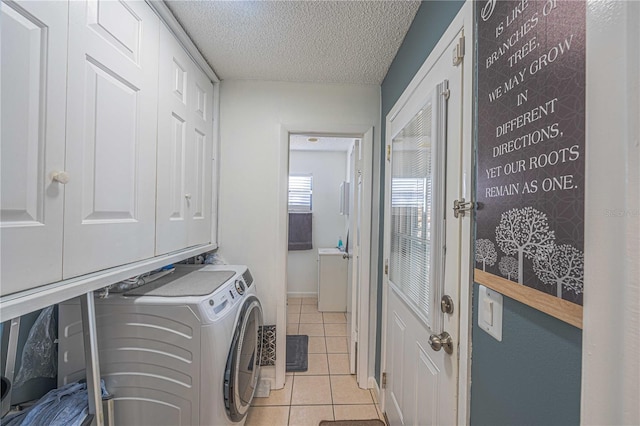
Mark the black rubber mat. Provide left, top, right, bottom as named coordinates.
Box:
left=286, top=335, right=309, bottom=372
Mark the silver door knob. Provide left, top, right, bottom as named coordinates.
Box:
left=428, top=331, right=453, bottom=354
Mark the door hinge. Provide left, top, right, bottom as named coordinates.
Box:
left=384, top=259, right=389, bottom=275
left=453, top=34, right=465, bottom=66
left=381, top=372, right=387, bottom=389
left=386, top=145, right=391, bottom=162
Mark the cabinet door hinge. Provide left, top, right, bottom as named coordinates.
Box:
left=386, top=145, right=391, bottom=162
left=453, top=34, right=465, bottom=66
left=384, top=259, right=389, bottom=275
left=381, top=372, right=387, bottom=389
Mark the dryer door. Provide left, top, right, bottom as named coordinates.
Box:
left=224, top=295, right=263, bottom=422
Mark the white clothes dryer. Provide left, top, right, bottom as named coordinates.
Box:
left=58, top=265, right=263, bottom=426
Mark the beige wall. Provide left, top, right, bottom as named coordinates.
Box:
left=218, top=80, right=380, bottom=387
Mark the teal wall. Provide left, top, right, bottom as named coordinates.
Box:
left=470, top=284, right=582, bottom=425
left=378, top=1, right=583, bottom=424
left=377, top=0, right=465, bottom=382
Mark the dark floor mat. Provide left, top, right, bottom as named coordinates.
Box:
left=286, top=335, right=308, bottom=372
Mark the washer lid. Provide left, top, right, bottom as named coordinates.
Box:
left=125, top=265, right=235, bottom=297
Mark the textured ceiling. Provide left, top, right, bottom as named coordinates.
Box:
left=165, top=0, right=421, bottom=84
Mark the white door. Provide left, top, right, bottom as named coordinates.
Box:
left=0, top=0, right=68, bottom=295
left=382, top=31, right=464, bottom=425
left=156, top=25, right=213, bottom=255
left=63, top=0, right=159, bottom=278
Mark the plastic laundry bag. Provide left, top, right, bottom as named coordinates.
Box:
left=13, top=307, right=57, bottom=388
left=1, top=380, right=110, bottom=426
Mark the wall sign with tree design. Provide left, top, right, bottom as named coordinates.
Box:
left=475, top=0, right=585, bottom=325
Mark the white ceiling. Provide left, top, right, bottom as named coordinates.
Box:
left=290, top=135, right=356, bottom=152
left=165, top=0, right=421, bottom=84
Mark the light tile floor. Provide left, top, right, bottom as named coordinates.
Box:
left=245, top=296, right=385, bottom=426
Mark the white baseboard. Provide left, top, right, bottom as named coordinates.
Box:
left=369, top=376, right=380, bottom=402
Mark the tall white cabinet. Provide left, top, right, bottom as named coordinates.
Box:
left=1, top=1, right=69, bottom=294
left=63, top=0, right=160, bottom=278
left=0, top=0, right=218, bottom=297
left=156, top=25, right=213, bottom=255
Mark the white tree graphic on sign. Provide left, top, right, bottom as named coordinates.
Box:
left=498, top=256, right=518, bottom=281
left=533, top=244, right=584, bottom=298
left=475, top=239, right=497, bottom=271
left=495, top=207, right=556, bottom=285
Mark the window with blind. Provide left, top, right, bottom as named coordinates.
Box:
left=288, top=175, right=313, bottom=212
left=389, top=89, right=444, bottom=329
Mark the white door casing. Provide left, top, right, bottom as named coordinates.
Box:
left=347, top=139, right=361, bottom=375
left=277, top=125, right=374, bottom=390
left=381, top=3, right=473, bottom=421
left=0, top=0, right=69, bottom=296
left=357, top=128, right=374, bottom=388
left=63, top=0, right=160, bottom=278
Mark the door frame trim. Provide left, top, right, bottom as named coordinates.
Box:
left=277, top=123, right=376, bottom=390
left=581, top=1, right=640, bottom=423
left=380, top=2, right=473, bottom=423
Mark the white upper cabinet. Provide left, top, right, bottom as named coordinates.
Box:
left=63, top=0, right=160, bottom=278
left=0, top=0, right=217, bottom=298
left=1, top=1, right=69, bottom=295
left=156, top=24, right=213, bottom=255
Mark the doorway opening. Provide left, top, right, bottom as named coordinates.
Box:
left=284, top=131, right=373, bottom=388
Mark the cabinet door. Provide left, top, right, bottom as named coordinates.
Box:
left=0, top=0, right=68, bottom=295
left=155, top=25, right=189, bottom=254
left=63, top=0, right=159, bottom=278
left=318, top=254, right=348, bottom=312
left=156, top=25, right=213, bottom=254
left=187, top=62, right=213, bottom=247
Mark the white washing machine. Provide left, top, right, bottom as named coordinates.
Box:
left=58, top=265, right=263, bottom=426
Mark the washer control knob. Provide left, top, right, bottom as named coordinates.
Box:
left=235, top=279, right=245, bottom=295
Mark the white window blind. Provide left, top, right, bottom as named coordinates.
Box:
left=288, top=175, right=313, bottom=212
left=389, top=99, right=435, bottom=326
left=391, top=178, right=427, bottom=208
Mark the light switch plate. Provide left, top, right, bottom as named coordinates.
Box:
left=478, top=285, right=503, bottom=341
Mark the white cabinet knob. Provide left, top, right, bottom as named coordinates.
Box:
left=185, top=193, right=192, bottom=200
left=51, top=171, right=70, bottom=184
